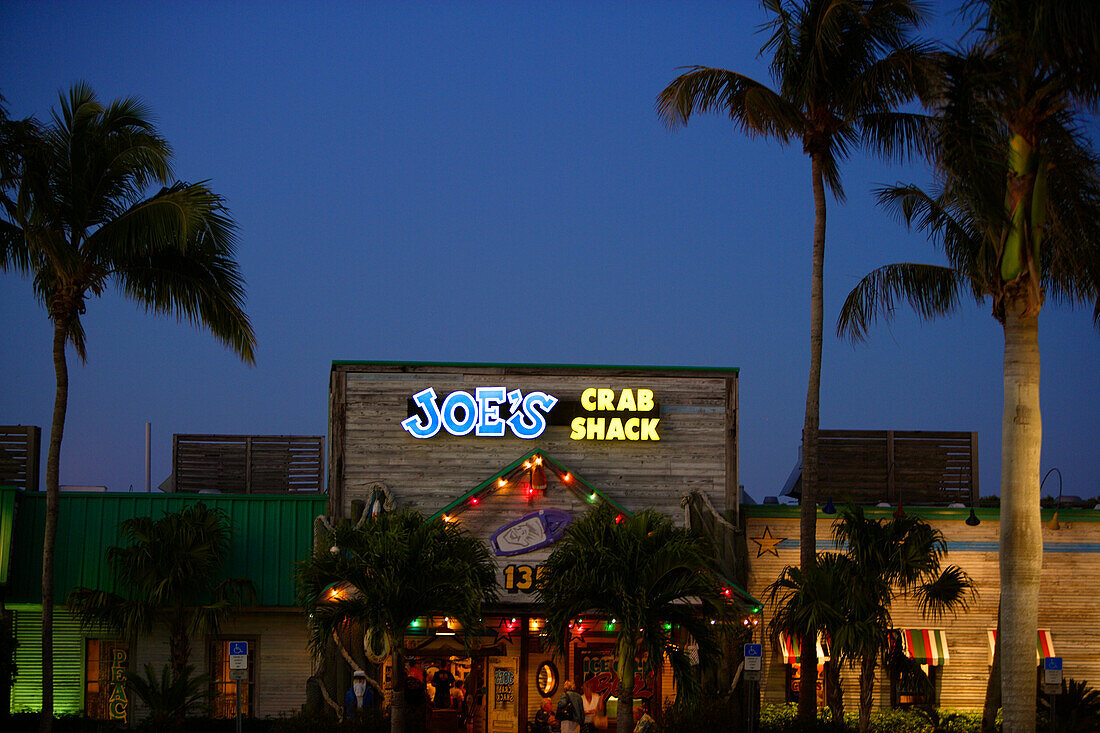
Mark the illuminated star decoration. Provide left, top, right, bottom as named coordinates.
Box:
left=495, top=617, right=519, bottom=645
left=751, top=526, right=784, bottom=558
left=567, top=618, right=588, bottom=648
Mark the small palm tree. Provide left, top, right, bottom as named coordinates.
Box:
left=68, top=503, right=255, bottom=679
left=836, top=3, right=1100, bottom=724
left=658, top=5, right=934, bottom=718
left=0, top=83, right=254, bottom=730
left=128, top=663, right=211, bottom=728
left=766, top=552, right=859, bottom=726
left=296, top=508, right=498, bottom=733
left=833, top=507, right=975, bottom=733
left=536, top=504, right=734, bottom=733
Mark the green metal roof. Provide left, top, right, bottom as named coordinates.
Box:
left=331, top=359, right=739, bottom=374
left=6, top=491, right=327, bottom=607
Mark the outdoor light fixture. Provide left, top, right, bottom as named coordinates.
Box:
left=531, top=463, right=547, bottom=493
left=435, top=618, right=455, bottom=636
left=822, top=498, right=836, bottom=514
left=1041, top=468, right=1063, bottom=531
left=965, top=509, right=981, bottom=527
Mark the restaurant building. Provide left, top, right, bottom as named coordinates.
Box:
left=326, top=361, right=748, bottom=732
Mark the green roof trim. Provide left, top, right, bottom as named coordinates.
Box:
left=426, top=449, right=632, bottom=522
left=741, top=505, right=1100, bottom=522
left=7, top=491, right=328, bottom=606
left=331, top=359, right=739, bottom=374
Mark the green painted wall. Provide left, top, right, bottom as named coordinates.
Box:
left=9, top=606, right=85, bottom=714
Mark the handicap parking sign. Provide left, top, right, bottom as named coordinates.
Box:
left=230, top=641, right=248, bottom=656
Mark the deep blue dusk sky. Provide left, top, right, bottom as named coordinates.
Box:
left=2, top=1, right=1097, bottom=502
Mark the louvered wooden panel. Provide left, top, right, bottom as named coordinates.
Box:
left=0, top=425, right=40, bottom=491
left=173, top=435, right=324, bottom=494
left=817, top=430, right=977, bottom=506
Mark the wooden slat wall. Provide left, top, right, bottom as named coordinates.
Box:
left=0, top=425, right=40, bottom=491
left=329, top=365, right=739, bottom=521
left=817, top=430, right=977, bottom=506
left=173, top=435, right=324, bottom=494
left=745, top=512, right=1100, bottom=712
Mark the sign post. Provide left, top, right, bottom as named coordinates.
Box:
left=1043, top=657, right=1062, bottom=732
left=229, top=642, right=248, bottom=733
left=744, top=644, right=762, bottom=733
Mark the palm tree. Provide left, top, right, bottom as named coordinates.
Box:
left=837, top=3, right=1100, bottom=723
left=765, top=552, right=857, bottom=726
left=296, top=508, right=498, bottom=733
left=0, top=83, right=255, bottom=730
left=68, top=503, right=255, bottom=679
left=536, top=504, right=734, bottom=733
left=836, top=508, right=974, bottom=732
left=657, top=4, right=934, bottom=718
left=767, top=510, right=975, bottom=733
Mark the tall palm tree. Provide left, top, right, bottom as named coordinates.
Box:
left=536, top=504, right=734, bottom=733
left=837, top=3, right=1100, bottom=723
left=68, top=503, right=255, bottom=679
left=296, top=508, right=498, bottom=733
left=0, top=83, right=255, bottom=730
left=657, top=4, right=934, bottom=718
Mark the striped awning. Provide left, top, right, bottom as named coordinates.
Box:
left=897, top=629, right=950, bottom=666
left=777, top=632, right=830, bottom=664
left=987, top=629, right=1055, bottom=663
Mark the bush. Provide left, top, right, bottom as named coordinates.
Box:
left=755, top=704, right=982, bottom=733
left=655, top=695, right=744, bottom=733
left=7, top=713, right=126, bottom=733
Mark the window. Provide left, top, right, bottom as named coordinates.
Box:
left=209, top=637, right=256, bottom=718
left=85, top=639, right=129, bottom=721
left=784, top=663, right=827, bottom=708
left=890, top=663, right=938, bottom=707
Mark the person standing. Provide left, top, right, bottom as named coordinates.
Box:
left=581, top=679, right=601, bottom=733
left=432, top=666, right=456, bottom=708
left=345, top=670, right=376, bottom=719
left=557, top=681, right=584, bottom=733
left=632, top=706, right=655, bottom=733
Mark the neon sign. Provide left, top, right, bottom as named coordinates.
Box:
left=401, top=386, right=660, bottom=441
left=569, top=388, right=660, bottom=441
left=401, top=387, right=558, bottom=439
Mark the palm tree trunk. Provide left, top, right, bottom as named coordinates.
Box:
left=798, top=151, right=827, bottom=724
left=390, top=648, right=407, bottom=733
left=825, top=661, right=843, bottom=727
left=39, top=316, right=70, bottom=733
left=169, top=613, right=191, bottom=681
left=615, top=636, right=636, bottom=733
left=858, top=651, right=875, bottom=733
left=981, top=603, right=1002, bottom=733
left=999, top=305, right=1042, bottom=733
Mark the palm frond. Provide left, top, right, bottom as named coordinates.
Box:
left=913, top=565, right=976, bottom=622
left=656, top=67, right=802, bottom=140
left=837, top=262, right=964, bottom=341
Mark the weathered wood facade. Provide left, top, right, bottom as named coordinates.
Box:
left=744, top=506, right=1100, bottom=712
left=328, top=362, right=740, bottom=519
left=328, top=361, right=740, bottom=733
